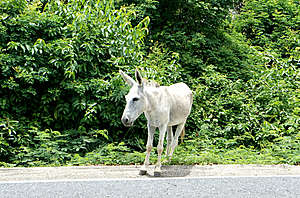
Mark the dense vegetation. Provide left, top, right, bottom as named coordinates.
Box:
left=0, top=0, right=299, bottom=167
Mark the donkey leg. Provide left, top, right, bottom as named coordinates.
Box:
left=166, top=126, right=173, bottom=157
left=168, top=122, right=185, bottom=160
left=140, top=125, right=155, bottom=175
left=154, top=124, right=167, bottom=177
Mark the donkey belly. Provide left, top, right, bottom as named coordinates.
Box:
left=168, top=104, right=191, bottom=126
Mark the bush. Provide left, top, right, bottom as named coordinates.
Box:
left=0, top=0, right=149, bottom=165
left=0, top=0, right=299, bottom=166
left=234, top=0, right=299, bottom=59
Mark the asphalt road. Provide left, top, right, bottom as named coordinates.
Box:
left=1, top=176, right=300, bottom=198
left=0, top=165, right=300, bottom=197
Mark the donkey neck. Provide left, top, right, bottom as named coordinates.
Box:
left=143, top=86, right=170, bottom=127
left=144, top=87, right=161, bottom=111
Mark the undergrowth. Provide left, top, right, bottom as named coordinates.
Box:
left=2, top=135, right=298, bottom=168
left=69, top=135, right=300, bottom=166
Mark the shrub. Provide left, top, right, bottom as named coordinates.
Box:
left=0, top=0, right=149, bottom=165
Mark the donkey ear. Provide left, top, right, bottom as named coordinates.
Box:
left=135, top=68, right=143, bottom=86
left=119, top=70, right=136, bottom=87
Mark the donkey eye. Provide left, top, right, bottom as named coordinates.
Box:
left=132, top=97, right=139, bottom=102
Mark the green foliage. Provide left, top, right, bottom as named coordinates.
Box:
left=0, top=0, right=149, bottom=165
left=64, top=135, right=300, bottom=166
left=0, top=0, right=299, bottom=167
left=142, top=0, right=250, bottom=79
left=234, top=0, right=299, bottom=59
left=189, top=52, right=299, bottom=149
left=68, top=142, right=147, bottom=165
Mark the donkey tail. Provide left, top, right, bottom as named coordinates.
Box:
left=180, top=127, right=185, bottom=143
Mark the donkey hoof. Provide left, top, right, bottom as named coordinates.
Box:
left=154, top=171, right=161, bottom=177
left=139, top=170, right=147, bottom=175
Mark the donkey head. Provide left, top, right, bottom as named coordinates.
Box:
left=120, top=69, right=146, bottom=127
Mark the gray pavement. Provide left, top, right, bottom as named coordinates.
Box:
left=1, top=176, right=300, bottom=198
left=0, top=165, right=300, bottom=198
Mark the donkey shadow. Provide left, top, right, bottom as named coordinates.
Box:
left=145, top=165, right=195, bottom=177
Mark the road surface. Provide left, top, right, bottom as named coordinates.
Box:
left=0, top=165, right=299, bottom=197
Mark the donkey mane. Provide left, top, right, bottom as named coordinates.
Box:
left=142, top=78, right=160, bottom=88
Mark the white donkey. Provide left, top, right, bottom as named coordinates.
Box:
left=120, top=69, right=193, bottom=176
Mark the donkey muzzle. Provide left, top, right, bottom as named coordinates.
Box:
left=121, top=116, right=133, bottom=127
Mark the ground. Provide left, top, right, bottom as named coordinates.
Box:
left=0, top=164, right=300, bottom=181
